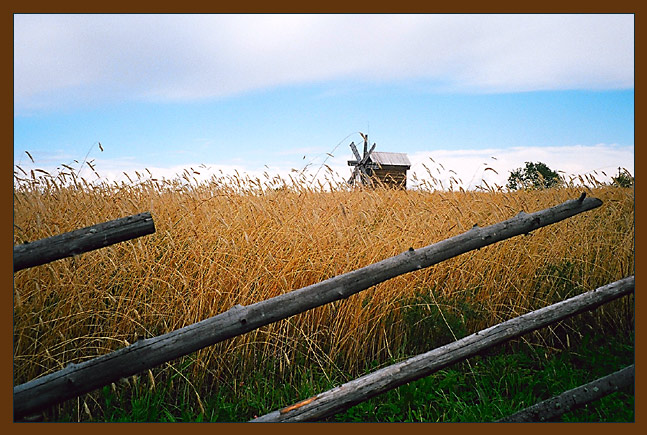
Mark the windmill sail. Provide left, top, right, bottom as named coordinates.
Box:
left=347, top=139, right=377, bottom=186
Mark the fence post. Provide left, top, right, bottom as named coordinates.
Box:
left=13, top=212, right=156, bottom=272
left=499, top=365, right=634, bottom=422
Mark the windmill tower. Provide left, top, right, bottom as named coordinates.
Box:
left=347, top=133, right=411, bottom=189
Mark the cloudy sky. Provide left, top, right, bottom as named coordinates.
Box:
left=13, top=14, right=634, bottom=189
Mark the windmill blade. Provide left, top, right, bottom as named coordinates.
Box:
left=359, top=167, right=373, bottom=186
left=360, top=143, right=377, bottom=165
left=349, top=142, right=362, bottom=162
left=348, top=165, right=360, bottom=185
left=348, top=137, right=377, bottom=186
left=358, top=165, right=368, bottom=176
left=367, top=142, right=376, bottom=158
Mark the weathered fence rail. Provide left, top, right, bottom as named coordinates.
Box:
left=251, top=276, right=635, bottom=422
left=13, top=212, right=156, bottom=272
left=499, top=364, right=634, bottom=422
left=13, top=194, right=610, bottom=420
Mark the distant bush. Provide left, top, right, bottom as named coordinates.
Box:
left=507, top=161, right=561, bottom=191
left=612, top=169, right=634, bottom=188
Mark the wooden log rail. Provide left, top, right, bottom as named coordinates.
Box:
left=499, top=364, right=635, bottom=422
left=13, top=212, right=156, bottom=272
left=13, top=194, right=602, bottom=419
left=252, top=276, right=635, bottom=422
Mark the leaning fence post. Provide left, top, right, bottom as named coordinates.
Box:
left=499, top=365, right=635, bottom=422
left=13, top=212, right=156, bottom=272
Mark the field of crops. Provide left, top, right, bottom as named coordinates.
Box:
left=13, top=168, right=634, bottom=420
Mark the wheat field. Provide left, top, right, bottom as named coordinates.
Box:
left=13, top=168, right=634, bottom=397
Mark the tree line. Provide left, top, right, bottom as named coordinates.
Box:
left=506, top=162, right=633, bottom=190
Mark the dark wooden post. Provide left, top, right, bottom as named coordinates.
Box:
left=499, top=365, right=635, bottom=422
left=13, top=212, right=155, bottom=272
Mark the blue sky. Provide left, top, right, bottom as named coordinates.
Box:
left=14, top=14, right=634, bottom=188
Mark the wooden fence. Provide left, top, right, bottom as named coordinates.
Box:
left=13, top=212, right=155, bottom=272
left=499, top=364, right=635, bottom=422
left=13, top=194, right=634, bottom=421
left=251, top=276, right=634, bottom=422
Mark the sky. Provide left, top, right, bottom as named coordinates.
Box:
left=13, top=14, right=634, bottom=189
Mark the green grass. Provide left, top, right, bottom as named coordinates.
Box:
left=44, top=327, right=633, bottom=422
left=330, top=330, right=634, bottom=422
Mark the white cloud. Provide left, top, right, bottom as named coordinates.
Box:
left=407, top=143, right=634, bottom=189
left=14, top=14, right=634, bottom=111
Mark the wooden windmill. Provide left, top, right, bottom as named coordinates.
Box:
left=347, top=133, right=378, bottom=186
left=347, top=133, right=411, bottom=189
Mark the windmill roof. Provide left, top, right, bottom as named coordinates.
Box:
left=369, top=152, right=411, bottom=168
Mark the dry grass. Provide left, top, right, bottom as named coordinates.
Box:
left=13, top=166, right=634, bottom=393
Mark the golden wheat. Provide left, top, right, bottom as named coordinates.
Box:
left=13, top=169, right=634, bottom=392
